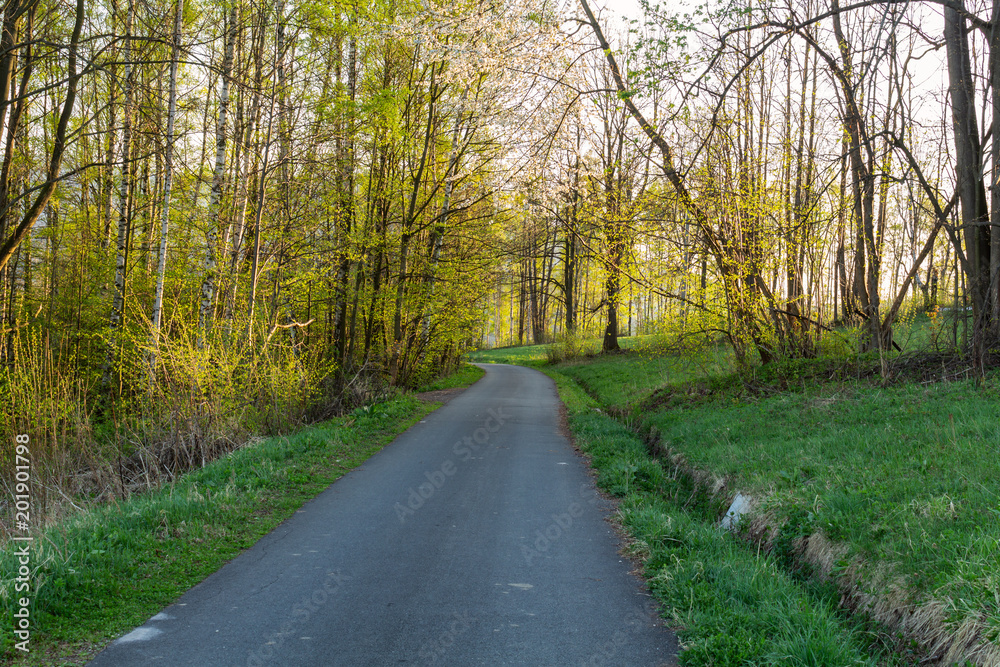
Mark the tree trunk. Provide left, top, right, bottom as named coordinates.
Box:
left=197, top=7, right=237, bottom=348
left=110, top=0, right=135, bottom=339
left=831, top=0, right=882, bottom=349
left=945, top=4, right=991, bottom=348
left=989, top=2, right=1000, bottom=332
left=149, top=0, right=183, bottom=370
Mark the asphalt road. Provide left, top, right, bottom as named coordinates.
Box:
left=88, top=363, right=678, bottom=666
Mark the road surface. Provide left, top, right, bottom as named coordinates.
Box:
left=89, top=363, right=678, bottom=666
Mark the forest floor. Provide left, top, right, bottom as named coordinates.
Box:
left=469, top=332, right=1000, bottom=665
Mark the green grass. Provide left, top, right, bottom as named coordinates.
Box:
left=553, top=348, right=1000, bottom=643
left=465, top=333, right=697, bottom=368
left=546, top=369, right=895, bottom=666
left=466, top=342, right=552, bottom=366
left=643, top=378, right=1000, bottom=638
left=416, top=362, right=485, bottom=392
left=557, top=343, right=733, bottom=411
left=0, top=396, right=436, bottom=665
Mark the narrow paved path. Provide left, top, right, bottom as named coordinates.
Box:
left=89, top=364, right=678, bottom=666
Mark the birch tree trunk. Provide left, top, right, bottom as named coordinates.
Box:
left=149, top=0, right=183, bottom=369
left=197, top=7, right=237, bottom=348
left=110, top=0, right=134, bottom=336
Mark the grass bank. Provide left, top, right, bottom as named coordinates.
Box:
left=0, top=391, right=446, bottom=665
left=416, top=362, right=485, bottom=392
left=556, top=350, right=1000, bottom=663
left=545, top=368, right=895, bottom=665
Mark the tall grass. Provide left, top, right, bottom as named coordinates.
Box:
left=0, top=321, right=391, bottom=538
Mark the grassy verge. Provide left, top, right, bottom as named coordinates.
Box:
left=466, top=342, right=551, bottom=366
left=0, top=395, right=436, bottom=665
left=465, top=334, right=683, bottom=367
left=551, top=345, right=1000, bottom=663
left=416, top=362, right=486, bottom=392
left=545, top=368, right=895, bottom=665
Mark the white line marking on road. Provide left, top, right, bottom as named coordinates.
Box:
left=116, top=627, right=163, bottom=643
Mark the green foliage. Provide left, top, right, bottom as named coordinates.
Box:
left=815, top=328, right=863, bottom=358
left=0, top=319, right=368, bottom=529
left=415, top=362, right=485, bottom=392
left=0, top=0, right=509, bottom=549
left=544, top=331, right=600, bottom=363
left=466, top=343, right=552, bottom=366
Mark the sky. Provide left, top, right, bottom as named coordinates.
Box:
left=594, top=0, right=643, bottom=23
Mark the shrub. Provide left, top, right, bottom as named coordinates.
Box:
left=545, top=331, right=598, bottom=363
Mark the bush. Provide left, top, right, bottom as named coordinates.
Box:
left=815, top=327, right=861, bottom=358
left=0, top=319, right=342, bottom=535
left=545, top=331, right=598, bottom=363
